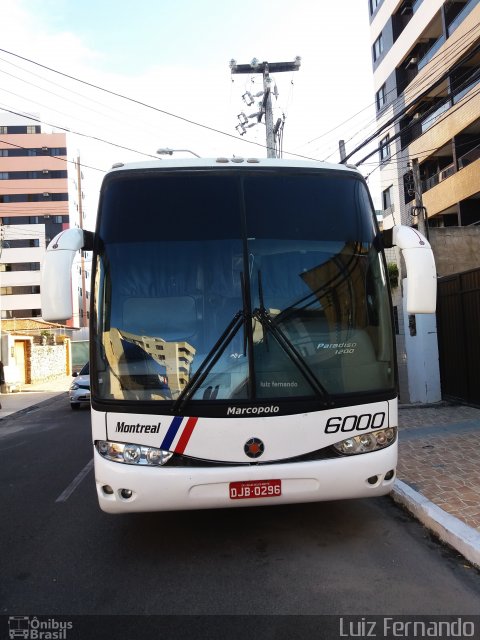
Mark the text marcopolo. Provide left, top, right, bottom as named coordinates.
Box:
left=227, top=406, right=280, bottom=416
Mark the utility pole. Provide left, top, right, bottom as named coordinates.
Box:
left=75, top=156, right=88, bottom=327
left=411, top=158, right=429, bottom=240
left=230, top=58, right=301, bottom=158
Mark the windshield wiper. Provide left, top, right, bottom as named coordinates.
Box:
left=253, top=306, right=330, bottom=400
left=254, top=269, right=330, bottom=401
left=170, top=309, right=245, bottom=415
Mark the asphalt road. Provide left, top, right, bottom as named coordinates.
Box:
left=1, top=397, right=480, bottom=638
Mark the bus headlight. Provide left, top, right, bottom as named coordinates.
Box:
left=333, top=427, right=397, bottom=455
left=95, top=440, right=173, bottom=466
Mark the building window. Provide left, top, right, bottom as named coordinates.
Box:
left=376, top=84, right=387, bottom=110
left=379, top=134, right=391, bottom=161
left=26, top=126, right=36, bottom=134
left=393, top=306, right=400, bottom=335
left=1, top=285, right=41, bottom=295
left=382, top=185, right=393, bottom=210
left=373, top=33, right=384, bottom=62
left=1, top=309, right=41, bottom=319
left=0, top=262, right=41, bottom=272
left=53, top=215, right=63, bottom=223
left=0, top=193, right=68, bottom=203
left=0, top=126, right=7, bottom=134
left=1, top=238, right=40, bottom=249
left=0, top=149, right=7, bottom=156
left=0, top=172, right=8, bottom=180
left=369, top=0, right=382, bottom=14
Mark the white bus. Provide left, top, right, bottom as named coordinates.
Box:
left=42, top=158, right=436, bottom=513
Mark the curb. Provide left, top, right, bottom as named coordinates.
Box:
left=391, top=479, right=480, bottom=569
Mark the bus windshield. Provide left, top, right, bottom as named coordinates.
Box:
left=93, top=169, right=394, bottom=406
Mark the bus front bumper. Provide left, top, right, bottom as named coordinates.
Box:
left=94, top=444, right=397, bottom=513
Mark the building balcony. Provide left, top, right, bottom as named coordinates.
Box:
left=1, top=271, right=41, bottom=287
left=1, top=293, right=41, bottom=312
left=404, top=2, right=480, bottom=106
left=422, top=163, right=455, bottom=192
left=409, top=87, right=480, bottom=160
left=447, top=0, right=480, bottom=37
left=423, top=155, right=480, bottom=217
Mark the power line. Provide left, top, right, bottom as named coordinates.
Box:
left=0, top=108, right=160, bottom=162
left=341, top=35, right=480, bottom=163
left=295, top=22, right=480, bottom=160
left=311, top=25, right=480, bottom=163
left=0, top=47, right=322, bottom=162
left=359, top=83, right=480, bottom=172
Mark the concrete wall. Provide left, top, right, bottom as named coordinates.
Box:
left=30, top=343, right=68, bottom=383
left=429, top=226, right=480, bottom=277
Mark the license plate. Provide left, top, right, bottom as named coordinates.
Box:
left=229, top=479, right=282, bottom=500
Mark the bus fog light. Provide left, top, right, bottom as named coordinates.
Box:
left=102, top=484, right=114, bottom=495
left=333, top=427, right=397, bottom=456
left=367, top=475, right=379, bottom=485
left=120, top=489, right=133, bottom=499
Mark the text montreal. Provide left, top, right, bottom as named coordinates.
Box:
left=116, top=422, right=161, bottom=434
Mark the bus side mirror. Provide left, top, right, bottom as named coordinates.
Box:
left=383, top=225, right=437, bottom=314
left=41, top=228, right=91, bottom=322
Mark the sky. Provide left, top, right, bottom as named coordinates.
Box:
left=0, top=0, right=382, bottom=225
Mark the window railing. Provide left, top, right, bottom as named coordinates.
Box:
left=421, top=101, right=450, bottom=133
left=418, top=34, right=445, bottom=71
left=422, top=163, right=455, bottom=192
left=453, top=75, right=480, bottom=104
left=447, top=0, right=479, bottom=36
left=412, top=0, right=424, bottom=12
left=458, top=144, right=480, bottom=169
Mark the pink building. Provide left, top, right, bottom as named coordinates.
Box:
left=0, top=112, right=72, bottom=323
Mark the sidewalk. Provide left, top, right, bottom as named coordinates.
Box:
left=0, top=375, right=71, bottom=419
left=1, top=380, right=479, bottom=567
left=393, top=402, right=480, bottom=568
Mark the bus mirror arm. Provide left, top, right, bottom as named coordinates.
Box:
left=390, top=225, right=437, bottom=315
left=41, top=228, right=93, bottom=322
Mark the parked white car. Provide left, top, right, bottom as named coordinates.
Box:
left=69, top=362, right=90, bottom=410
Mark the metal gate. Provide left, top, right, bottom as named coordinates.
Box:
left=436, top=267, right=480, bottom=405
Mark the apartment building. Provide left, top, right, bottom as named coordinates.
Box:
left=369, top=0, right=480, bottom=403
left=369, top=0, right=479, bottom=231
left=0, top=112, right=78, bottom=324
